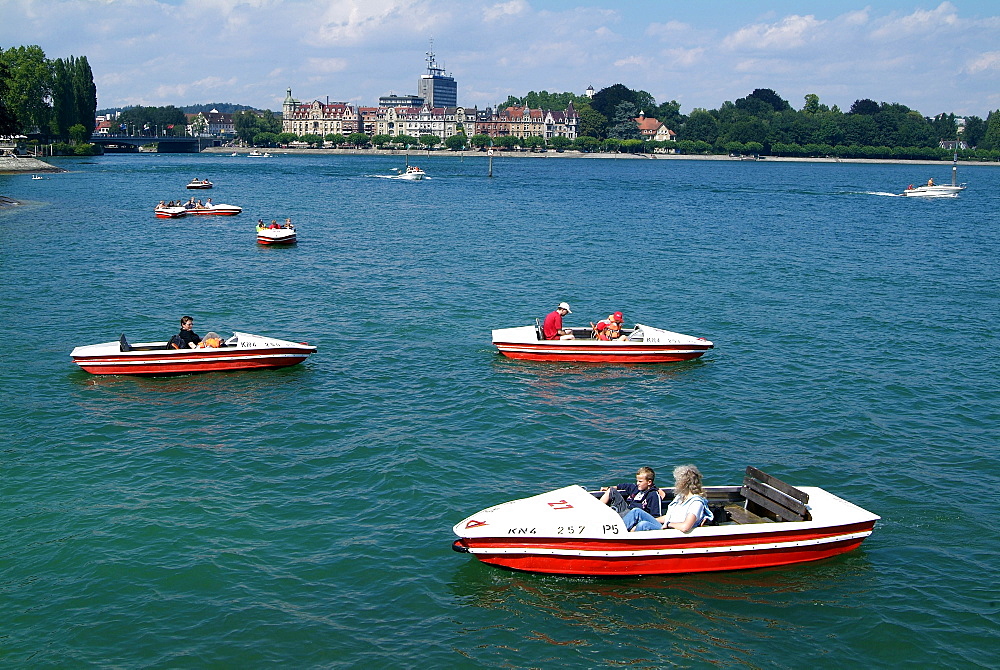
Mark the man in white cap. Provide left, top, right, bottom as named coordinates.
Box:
left=543, top=301, right=575, bottom=340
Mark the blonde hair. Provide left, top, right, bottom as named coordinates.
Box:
left=635, top=466, right=655, bottom=482
left=673, top=465, right=704, bottom=497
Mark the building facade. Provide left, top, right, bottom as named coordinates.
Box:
left=417, top=49, right=457, bottom=108
left=282, top=89, right=361, bottom=136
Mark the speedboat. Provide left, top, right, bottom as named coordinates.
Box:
left=452, top=467, right=880, bottom=577
left=154, top=205, right=187, bottom=218
left=31, top=174, right=43, bottom=180
left=492, top=322, right=713, bottom=363
left=184, top=203, right=242, bottom=216
left=388, top=165, right=426, bottom=180
left=248, top=150, right=272, bottom=158
left=71, top=331, right=317, bottom=375
left=186, top=179, right=213, bottom=189
left=257, top=225, right=297, bottom=245
left=901, top=183, right=967, bottom=197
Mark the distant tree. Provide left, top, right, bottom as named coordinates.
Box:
left=607, top=102, right=641, bottom=140
left=961, top=115, right=986, bottom=148
left=0, top=50, right=21, bottom=135
left=394, top=134, right=419, bottom=147
left=68, top=123, right=89, bottom=144
left=325, top=133, right=347, bottom=146
left=253, top=131, right=276, bottom=147
left=347, top=132, right=369, bottom=147
left=802, top=94, right=821, bottom=114
left=550, top=135, right=572, bottom=150
left=370, top=134, right=392, bottom=148
left=469, top=133, right=492, bottom=148
left=500, top=90, right=589, bottom=111
left=300, top=133, right=323, bottom=147
left=444, top=133, right=467, bottom=150
left=0, top=45, right=52, bottom=134
left=575, top=103, right=607, bottom=139
left=741, top=88, right=790, bottom=113
left=681, top=109, right=718, bottom=143
left=276, top=132, right=297, bottom=145
left=981, top=110, right=1000, bottom=150
left=653, top=99, right=684, bottom=131
left=418, top=134, right=440, bottom=149
left=494, top=135, right=518, bottom=149
left=849, top=99, right=880, bottom=115
left=573, top=135, right=599, bottom=152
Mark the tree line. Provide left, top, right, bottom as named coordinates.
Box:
left=0, top=45, right=97, bottom=148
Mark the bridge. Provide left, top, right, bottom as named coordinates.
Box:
left=89, top=134, right=210, bottom=153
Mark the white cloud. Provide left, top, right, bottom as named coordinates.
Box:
left=645, top=20, right=690, bottom=39
left=614, top=55, right=651, bottom=68
left=965, top=51, right=1000, bottom=74
left=305, top=57, right=349, bottom=74
left=870, top=2, right=959, bottom=39
left=664, top=47, right=704, bottom=67
left=723, top=14, right=824, bottom=50
left=483, top=1, right=529, bottom=22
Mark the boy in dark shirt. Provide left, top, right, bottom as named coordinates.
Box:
left=599, top=466, right=664, bottom=517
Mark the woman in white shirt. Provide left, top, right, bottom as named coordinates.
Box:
left=621, top=465, right=713, bottom=532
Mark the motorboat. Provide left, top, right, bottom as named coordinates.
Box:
left=186, top=178, right=213, bottom=189
left=184, top=203, right=242, bottom=216
left=901, top=152, right=967, bottom=197
left=452, top=467, right=880, bottom=577
left=248, top=150, right=272, bottom=158
left=492, top=322, right=713, bottom=363
left=71, top=331, right=317, bottom=375
left=257, top=224, right=297, bottom=245
left=901, top=182, right=967, bottom=197
left=387, top=165, right=426, bottom=180
left=154, top=205, right=187, bottom=218
left=31, top=174, right=43, bottom=180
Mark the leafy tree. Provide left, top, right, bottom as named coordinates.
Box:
left=371, top=134, right=392, bottom=148
left=961, top=115, right=986, bottom=148
left=802, top=94, right=821, bottom=114
left=981, top=110, right=1000, bottom=150
left=500, top=90, right=589, bottom=112
left=849, top=99, right=880, bottom=115
left=494, top=135, right=518, bottom=149
left=573, top=135, right=599, bottom=152
left=653, top=99, right=684, bottom=131
left=607, top=102, right=641, bottom=140
left=418, top=134, right=440, bottom=149
left=119, top=106, right=187, bottom=136
left=576, top=103, right=607, bottom=139
left=325, top=133, right=347, bottom=146
left=469, top=133, right=492, bottom=148
left=681, top=109, right=718, bottom=143
left=550, top=135, right=572, bottom=150
left=276, top=132, right=297, bottom=145
left=300, top=133, right=323, bottom=147
left=253, top=132, right=276, bottom=147
left=68, top=123, right=89, bottom=143
left=0, top=50, right=21, bottom=135
left=739, top=88, right=790, bottom=113
left=347, top=132, right=369, bottom=147
left=0, top=45, right=52, bottom=134
left=444, top=133, right=467, bottom=150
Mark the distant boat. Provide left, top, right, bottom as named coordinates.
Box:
left=248, top=150, right=272, bottom=158
left=31, top=174, right=43, bottom=180
left=256, top=222, right=297, bottom=245
left=186, top=178, right=213, bottom=189
left=388, top=165, right=426, bottom=180
left=902, top=152, right=967, bottom=197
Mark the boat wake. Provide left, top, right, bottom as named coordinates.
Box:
left=862, top=191, right=904, bottom=197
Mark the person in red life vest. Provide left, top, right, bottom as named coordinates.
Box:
left=542, top=302, right=575, bottom=340
left=594, top=311, right=627, bottom=340
left=595, top=321, right=612, bottom=341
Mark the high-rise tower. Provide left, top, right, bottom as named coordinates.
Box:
left=417, top=43, right=457, bottom=108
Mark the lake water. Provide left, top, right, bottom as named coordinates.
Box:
left=1, top=153, right=997, bottom=668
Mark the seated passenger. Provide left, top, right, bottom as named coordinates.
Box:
left=595, top=321, right=611, bottom=341
left=198, top=331, right=223, bottom=348
left=621, top=465, right=713, bottom=533
left=169, top=315, right=201, bottom=349
left=542, top=302, right=575, bottom=340
left=599, top=466, right=663, bottom=517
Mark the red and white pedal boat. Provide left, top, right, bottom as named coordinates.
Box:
left=185, top=203, right=242, bottom=216
left=154, top=205, right=187, bottom=218
left=453, top=468, right=879, bottom=577
left=257, top=226, right=297, bottom=245
left=492, top=323, right=713, bottom=363
left=71, top=331, right=316, bottom=375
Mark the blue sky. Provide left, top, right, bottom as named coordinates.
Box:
left=2, top=1, right=998, bottom=117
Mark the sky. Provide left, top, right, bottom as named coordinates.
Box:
left=2, top=0, right=999, bottom=118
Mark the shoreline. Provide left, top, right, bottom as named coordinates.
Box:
left=0, top=155, right=64, bottom=175
left=200, top=146, right=999, bottom=166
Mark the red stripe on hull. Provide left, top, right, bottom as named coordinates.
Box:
left=472, top=536, right=867, bottom=576
left=458, top=521, right=875, bottom=576
left=497, top=349, right=709, bottom=363
left=73, top=348, right=312, bottom=375
left=257, top=237, right=297, bottom=245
